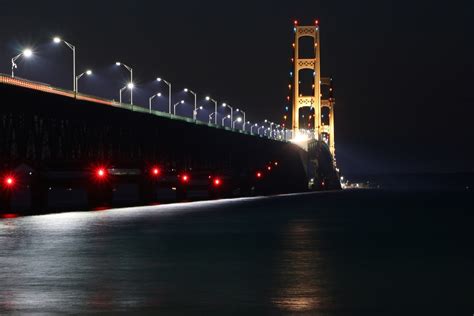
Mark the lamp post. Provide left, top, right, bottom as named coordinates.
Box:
left=53, top=37, right=76, bottom=92
left=11, top=48, right=33, bottom=78
left=250, top=123, right=258, bottom=135
left=222, top=114, right=231, bottom=126
left=173, top=100, right=184, bottom=115
left=208, top=113, right=215, bottom=124
left=232, top=117, right=243, bottom=129
left=184, top=88, right=197, bottom=120
left=75, top=70, right=92, bottom=94
left=236, top=109, right=246, bottom=131
left=221, top=103, right=233, bottom=126
left=257, top=125, right=265, bottom=136
left=205, top=96, right=218, bottom=125
left=116, top=62, right=133, bottom=104
left=149, top=92, right=162, bottom=113
left=157, top=78, right=172, bottom=114
left=119, top=83, right=134, bottom=105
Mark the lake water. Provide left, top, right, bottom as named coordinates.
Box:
left=1, top=189, right=473, bottom=315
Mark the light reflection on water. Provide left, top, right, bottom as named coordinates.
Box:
left=272, top=221, right=326, bottom=312
left=0, top=190, right=473, bottom=314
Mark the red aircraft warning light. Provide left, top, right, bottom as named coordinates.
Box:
left=267, top=166, right=272, bottom=171
left=213, top=178, right=222, bottom=187
left=151, top=167, right=161, bottom=177
left=180, top=174, right=190, bottom=184
left=256, top=171, right=263, bottom=179
left=95, top=167, right=107, bottom=180
left=3, top=175, right=15, bottom=188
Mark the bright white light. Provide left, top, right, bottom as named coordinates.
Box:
left=180, top=100, right=184, bottom=104
left=264, top=119, right=268, bottom=123
left=53, top=37, right=61, bottom=43
left=222, top=103, right=227, bottom=107
left=205, top=96, right=210, bottom=100
left=184, top=88, right=188, bottom=92
left=157, top=78, right=162, bottom=81
left=127, top=83, right=134, bottom=89
left=86, top=70, right=92, bottom=75
left=157, top=93, right=162, bottom=97
left=227, top=115, right=231, bottom=118
left=23, top=49, right=33, bottom=57
left=237, top=117, right=242, bottom=122
left=291, top=133, right=309, bottom=143
left=254, top=123, right=258, bottom=126
left=115, top=62, right=121, bottom=66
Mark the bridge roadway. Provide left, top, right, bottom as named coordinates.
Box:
left=0, top=74, right=339, bottom=214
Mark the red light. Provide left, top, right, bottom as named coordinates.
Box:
left=315, top=19, right=319, bottom=25
left=1, top=213, right=18, bottom=219
left=213, top=178, right=221, bottom=186
left=151, top=167, right=161, bottom=176
left=95, top=168, right=107, bottom=179
left=267, top=166, right=272, bottom=171
left=294, top=20, right=298, bottom=25
left=256, top=172, right=262, bottom=179
left=180, top=174, right=190, bottom=183
left=3, top=176, right=15, bottom=188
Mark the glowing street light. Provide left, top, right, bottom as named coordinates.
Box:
left=184, top=88, right=197, bottom=120
left=116, top=61, right=133, bottom=104
left=119, top=83, right=134, bottom=105
left=149, top=92, right=162, bottom=113
left=221, top=103, right=233, bottom=126
left=205, top=96, right=218, bottom=125
left=11, top=48, right=33, bottom=78
left=250, top=123, right=258, bottom=135
left=75, top=69, right=92, bottom=94
left=232, top=117, right=243, bottom=129
left=257, top=125, right=265, bottom=136
left=208, top=112, right=215, bottom=124
left=53, top=37, right=77, bottom=92
left=173, top=100, right=185, bottom=115
left=222, top=114, right=231, bottom=126
left=157, top=77, right=172, bottom=114
left=236, top=108, right=246, bottom=131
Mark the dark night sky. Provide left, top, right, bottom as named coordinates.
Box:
left=0, top=0, right=472, bottom=175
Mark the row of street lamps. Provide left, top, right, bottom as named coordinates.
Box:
left=9, top=38, right=288, bottom=140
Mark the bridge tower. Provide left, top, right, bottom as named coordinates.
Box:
left=291, top=20, right=336, bottom=158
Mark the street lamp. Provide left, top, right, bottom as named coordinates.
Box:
left=208, top=112, right=215, bottom=124
left=116, top=61, right=133, bottom=104
left=157, top=77, right=172, bottom=114
left=221, top=103, right=233, bottom=126
left=250, top=123, right=258, bottom=135
left=53, top=37, right=76, bottom=92
left=173, top=100, right=185, bottom=115
left=222, top=114, right=231, bottom=126
left=232, top=117, right=243, bottom=129
left=75, top=69, right=92, bottom=94
left=236, top=108, right=246, bottom=131
left=184, top=88, right=197, bottom=120
left=11, top=48, right=33, bottom=78
left=119, top=83, right=134, bottom=105
left=257, top=125, right=265, bottom=136
left=149, top=92, right=162, bottom=113
left=205, top=96, right=218, bottom=125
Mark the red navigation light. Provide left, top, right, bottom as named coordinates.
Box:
left=256, top=172, right=262, bottom=179
left=3, top=175, right=15, bottom=188
left=213, top=178, right=221, bottom=187
left=315, top=19, right=319, bottom=25
left=95, top=167, right=107, bottom=179
left=151, top=167, right=161, bottom=176
left=294, top=20, right=298, bottom=25
left=180, top=174, right=190, bottom=183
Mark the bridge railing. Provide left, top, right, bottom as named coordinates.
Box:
left=0, top=74, right=275, bottom=140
